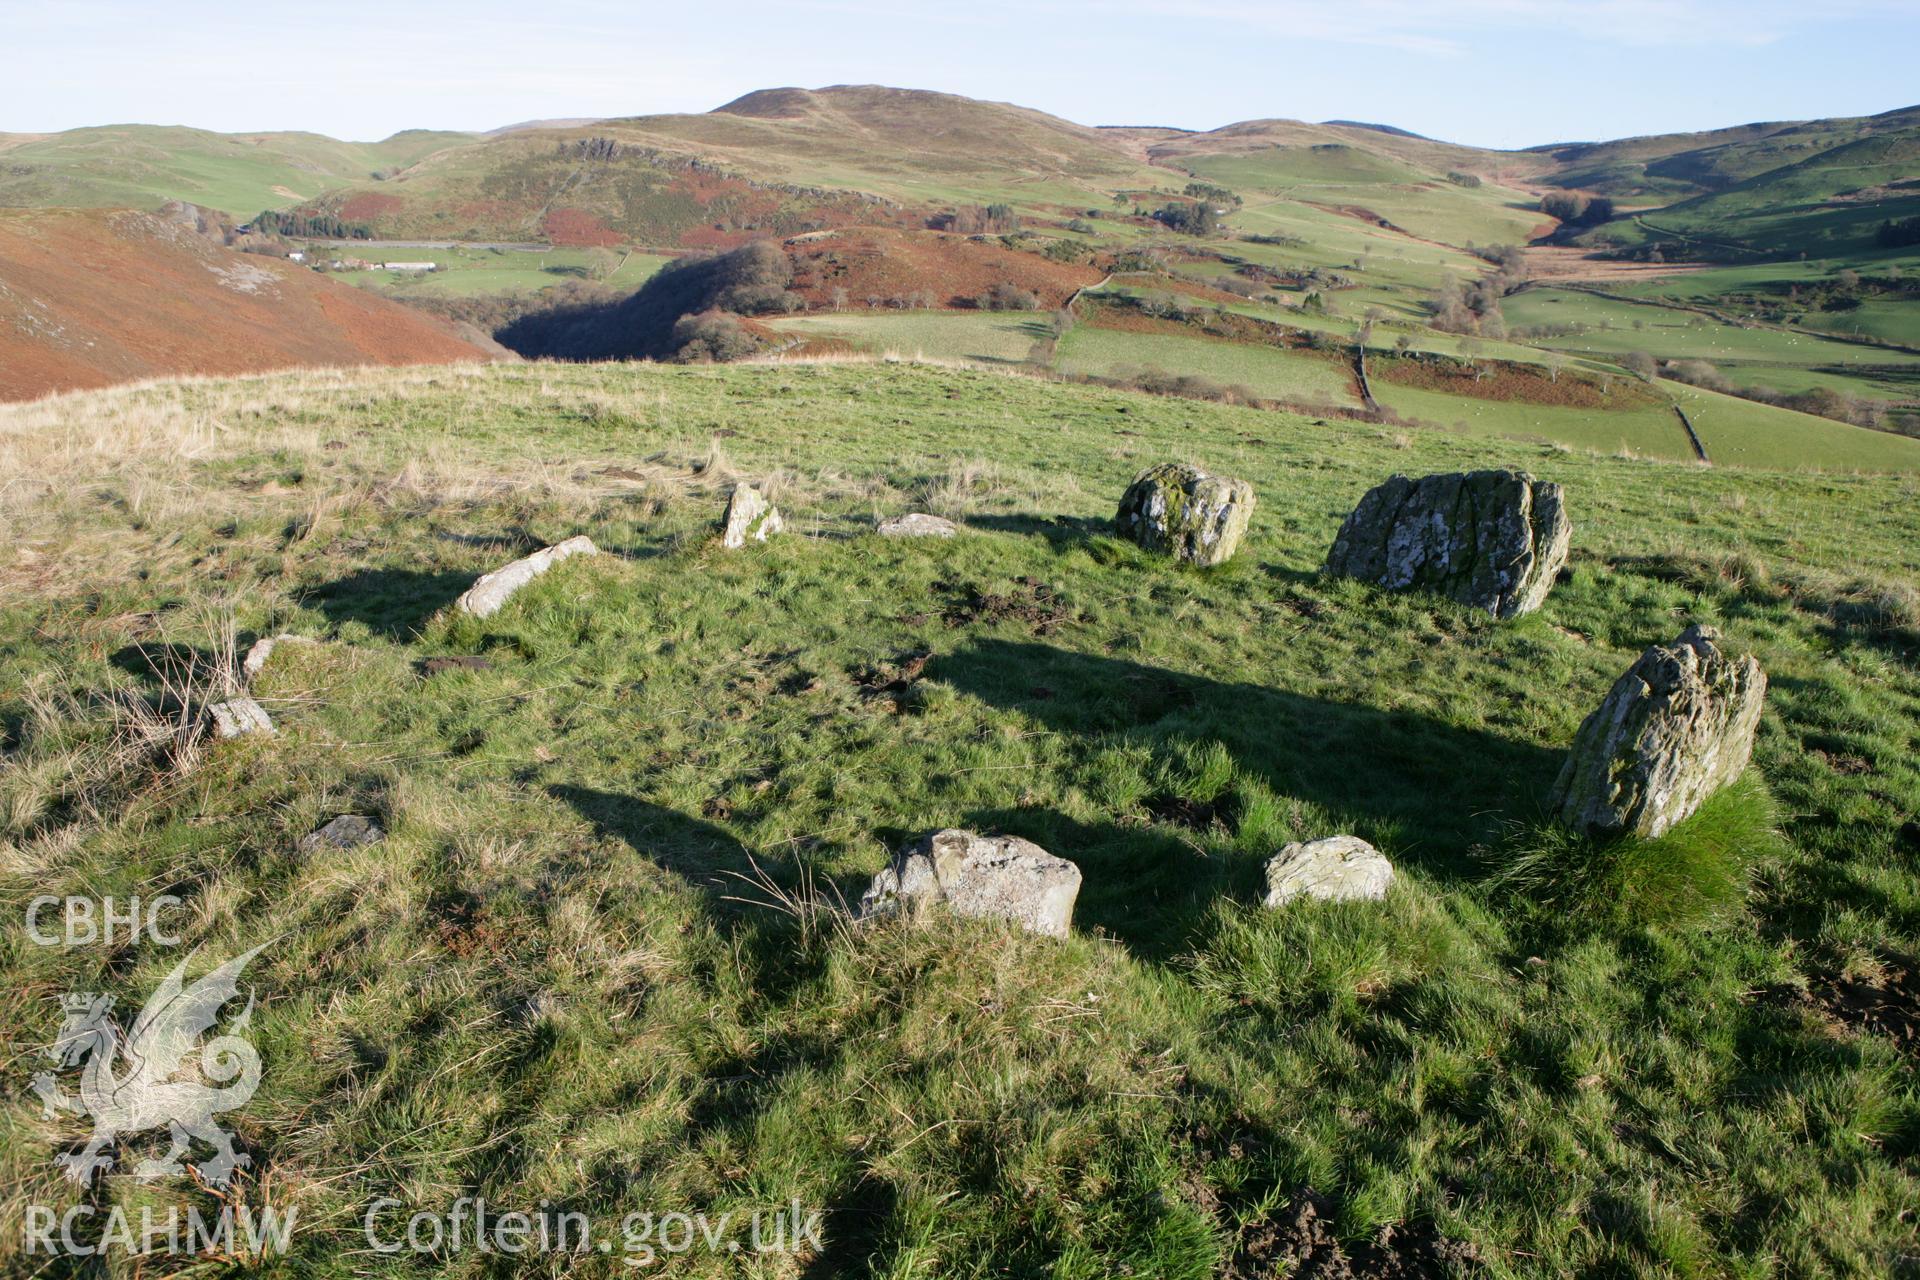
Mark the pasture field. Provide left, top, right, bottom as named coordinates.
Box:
left=1371, top=370, right=1920, bottom=471
left=1, top=359, right=1916, bottom=1277
left=766, top=311, right=1053, bottom=363
left=1183, top=145, right=1544, bottom=248
left=331, top=246, right=675, bottom=296
left=1502, top=286, right=1920, bottom=399
left=1054, top=326, right=1363, bottom=407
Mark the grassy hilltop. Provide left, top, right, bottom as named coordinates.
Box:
left=2, top=359, right=1917, bottom=1275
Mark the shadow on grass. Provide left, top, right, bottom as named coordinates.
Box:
left=303, top=568, right=474, bottom=639
left=930, top=638, right=1562, bottom=960
left=965, top=512, right=1113, bottom=551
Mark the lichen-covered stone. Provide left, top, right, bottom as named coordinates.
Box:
left=860, top=829, right=1081, bottom=938
left=207, top=696, right=273, bottom=739
left=721, top=484, right=784, bottom=548
left=297, top=814, right=385, bottom=856
left=876, top=513, right=958, bottom=538
left=1115, top=463, right=1255, bottom=566
left=1550, top=624, right=1766, bottom=838
left=1263, top=836, right=1394, bottom=907
left=1323, top=469, right=1570, bottom=618
left=455, top=536, right=599, bottom=618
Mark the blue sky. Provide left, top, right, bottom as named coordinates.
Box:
left=4, top=0, right=1915, bottom=148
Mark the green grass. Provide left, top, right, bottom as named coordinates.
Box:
left=1183, top=146, right=1543, bottom=249
left=333, top=246, right=674, bottom=296
left=1503, top=286, right=1920, bottom=396
left=766, top=311, right=1055, bottom=363
left=2, top=344, right=1919, bottom=1277
left=1054, top=327, right=1362, bottom=408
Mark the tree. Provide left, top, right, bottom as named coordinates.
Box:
left=1623, top=351, right=1658, bottom=382
left=585, top=247, right=620, bottom=282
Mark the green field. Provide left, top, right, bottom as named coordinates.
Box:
left=3, top=359, right=1917, bottom=1276
left=768, top=310, right=1054, bottom=363
left=1183, top=145, right=1544, bottom=248
left=1503, top=286, right=1920, bottom=400
left=1056, top=326, right=1362, bottom=408
left=331, top=246, right=675, bottom=296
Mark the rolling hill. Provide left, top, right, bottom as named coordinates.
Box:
left=0, top=125, right=476, bottom=219
left=276, top=86, right=1167, bottom=246
left=0, top=206, right=503, bottom=401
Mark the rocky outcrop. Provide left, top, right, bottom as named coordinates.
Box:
left=454, top=536, right=599, bottom=619
left=1550, top=624, right=1767, bottom=838
left=1263, top=836, right=1394, bottom=907
left=1323, top=470, right=1570, bottom=618
left=876, top=513, right=958, bottom=538
left=860, top=829, right=1081, bottom=938
left=1115, top=463, right=1255, bottom=566
left=721, top=484, right=784, bottom=548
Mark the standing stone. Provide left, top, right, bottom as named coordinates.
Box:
left=860, top=829, right=1081, bottom=938
left=1323, top=470, right=1570, bottom=618
left=1263, top=836, right=1394, bottom=907
left=721, top=484, right=784, bottom=548
left=1550, top=624, right=1767, bottom=838
left=876, top=513, right=958, bottom=538
left=207, top=697, right=274, bottom=739
left=1115, top=463, right=1255, bottom=566
left=297, top=815, right=385, bottom=856
left=455, top=536, right=599, bottom=619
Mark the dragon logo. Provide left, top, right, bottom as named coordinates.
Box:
left=31, top=944, right=266, bottom=1186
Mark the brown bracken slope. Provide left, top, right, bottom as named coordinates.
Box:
left=0, top=207, right=500, bottom=402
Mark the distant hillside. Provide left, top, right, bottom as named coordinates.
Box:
left=278, top=86, right=1164, bottom=245
left=0, top=207, right=501, bottom=401
left=1530, top=105, right=1920, bottom=199
left=1139, top=117, right=1547, bottom=186
left=0, top=125, right=475, bottom=218
left=1576, top=125, right=1920, bottom=257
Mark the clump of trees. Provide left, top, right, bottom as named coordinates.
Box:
left=1429, top=274, right=1507, bottom=336
left=249, top=210, right=373, bottom=240
left=494, top=239, right=799, bottom=362
left=1445, top=171, right=1482, bottom=188
left=1876, top=216, right=1920, bottom=248
left=976, top=282, right=1039, bottom=311
left=1539, top=192, right=1615, bottom=227
left=933, top=204, right=1020, bottom=234
left=1152, top=201, right=1223, bottom=236
left=670, top=310, right=762, bottom=362
left=1183, top=181, right=1241, bottom=206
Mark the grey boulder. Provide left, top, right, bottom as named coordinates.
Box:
left=721, top=484, right=784, bottom=548
left=1263, top=836, right=1394, bottom=907
left=876, top=513, right=958, bottom=538
left=1323, top=469, right=1570, bottom=618
left=1550, top=624, right=1766, bottom=838
left=455, top=536, right=599, bottom=619
left=860, top=829, right=1081, bottom=938
left=207, top=697, right=274, bottom=739
left=1115, top=462, right=1255, bottom=566
left=297, top=814, right=385, bottom=856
